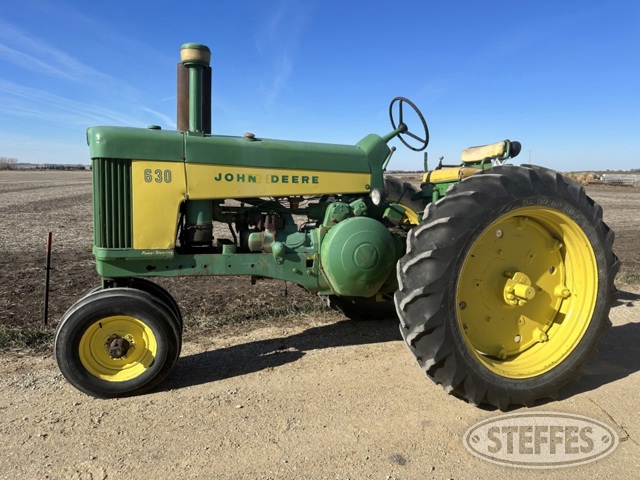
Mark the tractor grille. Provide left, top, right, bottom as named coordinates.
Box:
left=93, top=158, right=132, bottom=249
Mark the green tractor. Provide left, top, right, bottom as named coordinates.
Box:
left=54, top=43, right=618, bottom=410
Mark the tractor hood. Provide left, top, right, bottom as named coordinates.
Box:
left=87, top=126, right=390, bottom=177
left=87, top=126, right=183, bottom=162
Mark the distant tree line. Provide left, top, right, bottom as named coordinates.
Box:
left=36, top=164, right=88, bottom=170
left=0, top=158, right=89, bottom=171
left=0, top=157, right=18, bottom=170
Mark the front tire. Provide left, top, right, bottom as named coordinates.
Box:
left=395, top=165, right=619, bottom=409
left=82, top=279, right=183, bottom=331
left=384, top=175, right=427, bottom=225
left=54, top=288, right=181, bottom=398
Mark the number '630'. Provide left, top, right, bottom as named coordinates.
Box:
left=144, top=168, right=172, bottom=183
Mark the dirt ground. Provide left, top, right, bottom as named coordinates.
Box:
left=1, top=170, right=639, bottom=478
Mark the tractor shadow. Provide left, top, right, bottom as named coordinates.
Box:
left=163, top=318, right=402, bottom=391
left=558, top=288, right=640, bottom=401
left=163, top=289, right=640, bottom=404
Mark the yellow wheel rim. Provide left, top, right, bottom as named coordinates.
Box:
left=456, top=206, right=598, bottom=378
left=79, top=316, right=157, bottom=382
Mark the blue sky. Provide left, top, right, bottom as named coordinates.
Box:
left=1, top=0, right=638, bottom=171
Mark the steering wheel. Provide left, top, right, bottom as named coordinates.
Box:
left=389, top=97, right=429, bottom=151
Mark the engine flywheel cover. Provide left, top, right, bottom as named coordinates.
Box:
left=320, top=217, right=396, bottom=297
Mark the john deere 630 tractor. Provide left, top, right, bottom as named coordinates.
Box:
left=54, top=43, right=618, bottom=409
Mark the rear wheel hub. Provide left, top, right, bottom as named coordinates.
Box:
left=456, top=206, right=597, bottom=378
left=503, top=271, right=536, bottom=306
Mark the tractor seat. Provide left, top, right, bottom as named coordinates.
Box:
left=461, top=139, right=521, bottom=163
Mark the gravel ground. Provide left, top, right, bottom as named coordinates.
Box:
left=1, top=292, right=639, bottom=478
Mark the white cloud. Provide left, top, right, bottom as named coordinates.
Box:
left=0, top=80, right=149, bottom=128
left=140, top=107, right=177, bottom=130
left=254, top=0, right=314, bottom=106
left=0, top=14, right=177, bottom=163
left=0, top=20, right=118, bottom=87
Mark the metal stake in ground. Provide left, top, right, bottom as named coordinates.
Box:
left=43, top=231, right=52, bottom=327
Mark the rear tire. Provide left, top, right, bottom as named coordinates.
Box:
left=54, top=288, right=181, bottom=398
left=395, top=165, right=619, bottom=409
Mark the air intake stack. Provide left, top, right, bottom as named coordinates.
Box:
left=177, top=43, right=212, bottom=134
left=178, top=43, right=213, bottom=246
